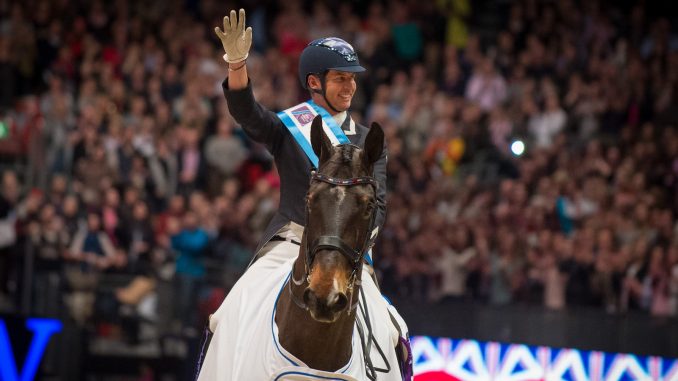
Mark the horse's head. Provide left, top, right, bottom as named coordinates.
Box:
left=300, top=115, right=383, bottom=323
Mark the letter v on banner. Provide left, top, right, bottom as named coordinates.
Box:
left=277, top=100, right=350, bottom=168
left=0, top=318, right=62, bottom=381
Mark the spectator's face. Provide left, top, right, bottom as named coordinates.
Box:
left=169, top=195, right=185, bottom=214
left=132, top=156, right=145, bottom=171
left=49, top=75, right=63, bottom=92
left=131, top=97, right=146, bottom=116
left=498, top=31, right=514, bottom=51
left=512, top=183, right=528, bottom=205
left=499, top=235, right=515, bottom=255
left=1, top=171, right=19, bottom=202
left=183, top=212, right=198, bottom=230
left=92, top=146, right=106, bottom=161
left=104, top=189, right=119, bottom=207
left=164, top=64, right=178, bottom=82
left=310, top=70, right=356, bottom=113
left=633, top=203, right=648, bottom=223
left=213, top=196, right=231, bottom=215
left=538, top=229, right=552, bottom=249
left=87, top=213, right=101, bottom=230
left=189, top=191, right=207, bottom=211
left=111, top=80, right=125, bottom=100
left=133, top=202, right=148, bottom=220
left=596, top=229, right=613, bottom=251
left=545, top=94, right=560, bottom=111
left=155, top=102, right=170, bottom=123
left=480, top=59, right=494, bottom=75
left=254, top=178, right=271, bottom=196
left=124, top=188, right=139, bottom=205
left=555, top=236, right=573, bottom=258
left=63, top=196, right=78, bottom=216
left=51, top=175, right=67, bottom=194
left=606, top=146, right=620, bottom=165
left=40, top=204, right=55, bottom=223
left=184, top=128, right=200, bottom=148
left=141, top=116, right=155, bottom=133
left=21, top=96, right=39, bottom=115
left=461, top=104, right=481, bottom=123
left=222, top=179, right=240, bottom=199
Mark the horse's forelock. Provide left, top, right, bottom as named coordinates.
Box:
left=321, top=145, right=363, bottom=178
left=340, top=145, right=354, bottom=164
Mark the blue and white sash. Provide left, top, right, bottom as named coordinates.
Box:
left=277, top=101, right=375, bottom=265
left=277, top=100, right=350, bottom=168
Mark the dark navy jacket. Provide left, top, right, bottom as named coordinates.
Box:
left=222, top=79, right=387, bottom=255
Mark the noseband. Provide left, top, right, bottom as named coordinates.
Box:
left=289, top=169, right=378, bottom=313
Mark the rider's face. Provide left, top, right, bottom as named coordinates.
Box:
left=311, top=70, right=356, bottom=113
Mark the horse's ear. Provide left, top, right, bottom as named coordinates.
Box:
left=311, top=115, right=333, bottom=165
left=363, top=122, right=384, bottom=168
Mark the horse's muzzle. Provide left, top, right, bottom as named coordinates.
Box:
left=303, top=288, right=349, bottom=322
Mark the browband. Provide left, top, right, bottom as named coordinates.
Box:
left=311, top=172, right=378, bottom=189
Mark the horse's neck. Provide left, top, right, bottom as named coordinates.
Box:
left=274, top=252, right=357, bottom=371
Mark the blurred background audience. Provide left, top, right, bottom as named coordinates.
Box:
left=0, top=0, right=677, bottom=377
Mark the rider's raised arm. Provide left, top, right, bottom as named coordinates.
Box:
left=215, top=9, right=251, bottom=91
left=221, top=78, right=284, bottom=154
left=216, top=9, right=284, bottom=153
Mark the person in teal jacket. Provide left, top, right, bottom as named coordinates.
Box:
left=171, top=210, right=210, bottom=329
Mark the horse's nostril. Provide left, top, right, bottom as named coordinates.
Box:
left=331, top=293, right=348, bottom=312
left=303, top=288, right=315, bottom=307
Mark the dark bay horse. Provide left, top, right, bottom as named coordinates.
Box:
left=196, top=116, right=406, bottom=380
left=275, top=115, right=385, bottom=372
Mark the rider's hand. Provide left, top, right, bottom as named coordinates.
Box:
left=214, top=9, right=252, bottom=64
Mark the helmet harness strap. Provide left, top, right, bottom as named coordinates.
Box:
left=310, top=72, right=342, bottom=114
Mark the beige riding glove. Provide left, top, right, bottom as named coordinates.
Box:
left=214, top=9, right=252, bottom=64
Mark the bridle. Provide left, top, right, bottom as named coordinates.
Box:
left=289, top=167, right=378, bottom=314
left=286, top=161, right=394, bottom=380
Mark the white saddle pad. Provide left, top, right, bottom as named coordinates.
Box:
left=197, top=255, right=403, bottom=381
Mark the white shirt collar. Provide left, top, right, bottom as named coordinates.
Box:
left=332, top=111, right=356, bottom=135
left=332, top=111, right=347, bottom=126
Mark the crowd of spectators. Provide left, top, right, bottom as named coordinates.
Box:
left=0, top=0, right=677, bottom=355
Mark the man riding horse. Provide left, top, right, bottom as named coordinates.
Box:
left=196, top=9, right=412, bottom=380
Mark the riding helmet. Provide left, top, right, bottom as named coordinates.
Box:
left=298, top=37, right=366, bottom=89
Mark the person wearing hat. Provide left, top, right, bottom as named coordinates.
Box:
left=195, top=8, right=412, bottom=381
left=215, top=9, right=387, bottom=270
